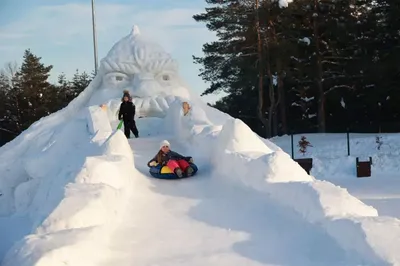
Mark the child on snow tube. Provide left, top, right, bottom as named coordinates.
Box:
left=147, top=140, right=198, bottom=179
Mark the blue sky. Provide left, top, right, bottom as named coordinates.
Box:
left=0, top=0, right=226, bottom=103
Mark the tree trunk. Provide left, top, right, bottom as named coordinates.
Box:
left=255, top=0, right=268, bottom=137
left=271, top=19, right=287, bottom=135
left=313, top=0, right=325, bottom=132
left=265, top=18, right=275, bottom=138
left=266, top=46, right=275, bottom=138
left=277, top=58, right=287, bottom=135
left=264, top=26, right=276, bottom=138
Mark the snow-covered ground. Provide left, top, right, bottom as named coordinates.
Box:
left=272, top=133, right=400, bottom=218
left=100, top=119, right=355, bottom=266
left=1, top=26, right=400, bottom=266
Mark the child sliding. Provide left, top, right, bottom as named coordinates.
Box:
left=147, top=140, right=194, bottom=178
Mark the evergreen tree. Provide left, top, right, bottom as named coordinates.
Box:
left=0, top=73, right=10, bottom=134
left=11, top=49, right=53, bottom=131
left=0, top=53, right=94, bottom=146
left=193, top=1, right=257, bottom=96
left=194, top=0, right=277, bottom=136
left=195, top=0, right=399, bottom=135
left=0, top=63, right=21, bottom=140
left=72, top=70, right=92, bottom=96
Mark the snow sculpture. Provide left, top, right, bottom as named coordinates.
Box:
left=88, top=25, right=193, bottom=118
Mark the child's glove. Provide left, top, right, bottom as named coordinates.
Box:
left=149, top=161, right=158, bottom=167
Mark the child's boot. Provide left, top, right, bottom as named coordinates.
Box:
left=186, top=166, right=194, bottom=176
left=175, top=168, right=183, bottom=178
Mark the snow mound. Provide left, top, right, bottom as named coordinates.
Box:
left=251, top=150, right=314, bottom=183
left=311, top=180, right=378, bottom=219
left=1, top=106, right=134, bottom=265
left=359, top=216, right=400, bottom=264
left=214, top=117, right=313, bottom=183
left=217, top=118, right=273, bottom=155
left=86, top=105, right=113, bottom=141
left=162, top=99, right=400, bottom=265
left=2, top=227, right=110, bottom=266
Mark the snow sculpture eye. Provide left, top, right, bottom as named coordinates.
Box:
left=156, top=72, right=174, bottom=84
left=103, top=72, right=130, bottom=87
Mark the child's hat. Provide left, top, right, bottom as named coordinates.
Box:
left=160, top=140, right=170, bottom=149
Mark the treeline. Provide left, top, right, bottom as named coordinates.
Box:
left=194, top=0, right=400, bottom=137
left=0, top=49, right=93, bottom=145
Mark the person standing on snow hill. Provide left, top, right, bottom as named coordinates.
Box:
left=118, top=90, right=139, bottom=138
left=147, top=140, right=194, bottom=178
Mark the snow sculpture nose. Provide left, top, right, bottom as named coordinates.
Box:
left=132, top=73, right=164, bottom=98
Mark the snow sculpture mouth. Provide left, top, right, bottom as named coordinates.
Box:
left=130, top=94, right=178, bottom=118
left=88, top=25, right=192, bottom=118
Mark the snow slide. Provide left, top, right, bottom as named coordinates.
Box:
left=101, top=118, right=364, bottom=266
left=1, top=25, right=400, bottom=265
left=103, top=101, right=400, bottom=266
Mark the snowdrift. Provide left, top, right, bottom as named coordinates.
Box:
left=164, top=100, right=400, bottom=265
left=1, top=106, right=135, bottom=266
left=0, top=76, right=104, bottom=216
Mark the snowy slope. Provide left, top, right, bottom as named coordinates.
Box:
left=272, top=133, right=400, bottom=218
left=1, top=25, right=400, bottom=266
left=102, top=119, right=362, bottom=266
left=0, top=106, right=135, bottom=265
left=271, top=133, right=400, bottom=179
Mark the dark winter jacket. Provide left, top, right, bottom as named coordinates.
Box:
left=147, top=151, right=192, bottom=167
left=118, top=101, right=136, bottom=121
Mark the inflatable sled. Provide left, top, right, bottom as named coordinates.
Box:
left=149, top=163, right=198, bottom=179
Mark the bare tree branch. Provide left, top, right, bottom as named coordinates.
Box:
left=324, top=85, right=355, bottom=95
left=0, top=127, right=18, bottom=135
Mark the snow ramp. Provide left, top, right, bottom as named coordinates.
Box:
left=99, top=117, right=361, bottom=266
left=100, top=102, right=400, bottom=266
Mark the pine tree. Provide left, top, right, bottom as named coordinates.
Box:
left=0, top=62, right=22, bottom=137
left=0, top=72, right=10, bottom=132
left=76, top=71, right=92, bottom=93
left=193, top=1, right=258, bottom=96
left=12, top=49, right=53, bottom=130
left=71, top=70, right=92, bottom=99
left=194, top=0, right=280, bottom=136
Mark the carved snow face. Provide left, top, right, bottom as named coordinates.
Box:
left=88, top=25, right=192, bottom=118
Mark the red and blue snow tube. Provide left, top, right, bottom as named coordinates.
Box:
left=149, top=163, right=198, bottom=179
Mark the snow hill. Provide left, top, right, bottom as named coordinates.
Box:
left=1, top=25, right=400, bottom=266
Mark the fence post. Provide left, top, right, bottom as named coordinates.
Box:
left=347, top=128, right=350, bottom=156
left=291, top=132, right=294, bottom=159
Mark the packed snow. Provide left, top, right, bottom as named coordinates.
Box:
left=272, top=133, right=400, bottom=219
left=1, top=25, right=400, bottom=266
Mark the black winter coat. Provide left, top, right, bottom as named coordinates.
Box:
left=118, top=101, right=136, bottom=121
left=147, top=151, right=192, bottom=167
